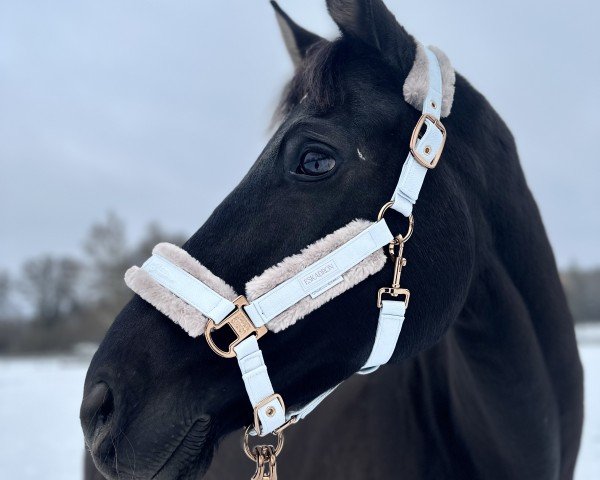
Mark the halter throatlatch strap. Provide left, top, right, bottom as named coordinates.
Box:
left=124, top=46, right=448, bottom=439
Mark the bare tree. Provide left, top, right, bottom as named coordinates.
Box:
left=82, top=213, right=186, bottom=331
left=0, top=270, right=14, bottom=320
left=84, top=212, right=131, bottom=306
left=78, top=212, right=132, bottom=335
left=19, top=256, right=82, bottom=327
left=2, top=213, right=187, bottom=352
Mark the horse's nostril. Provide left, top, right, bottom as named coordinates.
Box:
left=97, top=386, right=114, bottom=424
left=80, top=382, right=115, bottom=444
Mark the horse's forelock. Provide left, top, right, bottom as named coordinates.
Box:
left=276, top=39, right=347, bottom=121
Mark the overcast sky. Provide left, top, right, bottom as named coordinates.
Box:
left=1, top=0, right=599, bottom=274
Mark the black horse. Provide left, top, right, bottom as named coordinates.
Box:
left=80, top=1, right=584, bottom=479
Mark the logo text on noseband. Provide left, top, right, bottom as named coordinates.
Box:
left=300, top=261, right=340, bottom=293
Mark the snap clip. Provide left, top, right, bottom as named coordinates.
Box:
left=244, top=426, right=284, bottom=480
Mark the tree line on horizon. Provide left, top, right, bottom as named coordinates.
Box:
left=0, top=213, right=186, bottom=354
left=0, top=214, right=598, bottom=354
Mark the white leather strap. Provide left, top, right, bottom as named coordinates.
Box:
left=391, top=47, right=444, bottom=217
left=286, top=384, right=340, bottom=422
left=283, top=299, right=406, bottom=421
left=234, top=336, right=286, bottom=436
left=422, top=47, right=444, bottom=118
left=244, top=220, right=393, bottom=327
left=359, top=299, right=406, bottom=374
left=142, top=254, right=235, bottom=323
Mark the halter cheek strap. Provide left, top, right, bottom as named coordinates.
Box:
left=392, top=47, right=446, bottom=216
left=124, top=46, right=449, bottom=438
left=234, top=336, right=286, bottom=435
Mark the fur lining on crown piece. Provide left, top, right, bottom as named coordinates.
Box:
left=403, top=43, right=456, bottom=118
left=124, top=243, right=238, bottom=338
left=245, top=219, right=387, bottom=333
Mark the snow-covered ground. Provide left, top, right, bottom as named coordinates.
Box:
left=575, top=325, right=600, bottom=480
left=1, top=326, right=599, bottom=479
left=0, top=355, right=89, bottom=479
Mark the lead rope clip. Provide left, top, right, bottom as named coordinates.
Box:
left=376, top=206, right=413, bottom=308
left=244, top=426, right=284, bottom=480
left=250, top=446, right=278, bottom=480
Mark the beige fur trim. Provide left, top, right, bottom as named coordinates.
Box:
left=403, top=43, right=455, bottom=118
left=246, top=219, right=387, bottom=333
left=125, top=223, right=386, bottom=337
left=125, top=267, right=208, bottom=337
left=124, top=244, right=238, bottom=338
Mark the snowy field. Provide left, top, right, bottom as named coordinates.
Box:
left=1, top=326, right=599, bottom=480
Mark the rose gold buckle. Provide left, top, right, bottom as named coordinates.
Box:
left=205, top=295, right=267, bottom=359
left=409, top=113, right=446, bottom=169
left=253, top=394, right=285, bottom=436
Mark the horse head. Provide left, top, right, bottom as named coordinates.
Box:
left=81, top=1, right=476, bottom=478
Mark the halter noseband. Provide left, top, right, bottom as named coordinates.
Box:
left=124, top=46, right=450, bottom=476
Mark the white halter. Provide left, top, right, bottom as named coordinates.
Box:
left=125, top=47, right=448, bottom=438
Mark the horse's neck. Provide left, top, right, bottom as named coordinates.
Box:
left=473, top=128, right=582, bottom=430
left=445, top=128, right=583, bottom=477
left=407, top=78, right=584, bottom=476
left=450, top=77, right=581, bottom=432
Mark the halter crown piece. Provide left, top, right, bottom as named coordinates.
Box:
left=125, top=45, right=452, bottom=478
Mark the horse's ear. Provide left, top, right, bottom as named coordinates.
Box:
left=271, top=1, right=325, bottom=67
left=326, top=0, right=415, bottom=74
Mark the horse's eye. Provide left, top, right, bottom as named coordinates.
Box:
left=296, top=151, right=336, bottom=176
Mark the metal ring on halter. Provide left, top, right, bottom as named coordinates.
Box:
left=243, top=425, right=285, bottom=461
left=376, top=201, right=414, bottom=243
